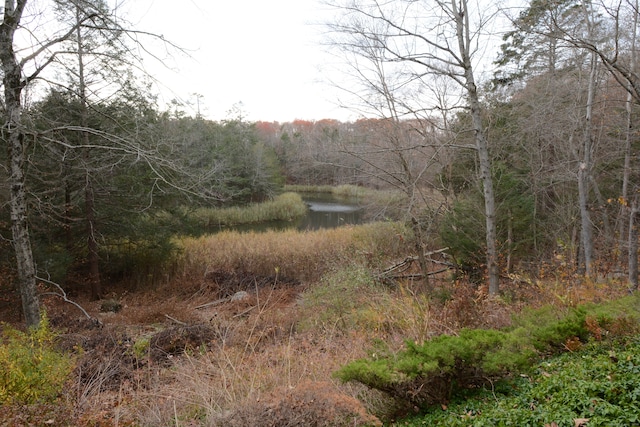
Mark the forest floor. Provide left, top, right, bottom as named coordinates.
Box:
left=2, top=274, right=629, bottom=426
left=0, top=233, right=632, bottom=426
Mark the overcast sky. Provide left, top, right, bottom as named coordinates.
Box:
left=122, top=0, right=352, bottom=123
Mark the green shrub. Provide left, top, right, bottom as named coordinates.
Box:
left=335, top=297, right=639, bottom=411
left=0, top=315, right=75, bottom=404
left=502, top=304, right=590, bottom=356
left=132, top=336, right=151, bottom=360
left=400, top=337, right=640, bottom=426
left=335, top=327, right=538, bottom=408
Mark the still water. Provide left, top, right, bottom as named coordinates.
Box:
left=212, top=193, right=364, bottom=233
left=297, top=194, right=363, bottom=230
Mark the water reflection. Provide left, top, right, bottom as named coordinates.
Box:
left=206, top=193, right=364, bottom=233
left=298, top=195, right=363, bottom=230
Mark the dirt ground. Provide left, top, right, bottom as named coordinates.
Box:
left=0, top=271, right=384, bottom=426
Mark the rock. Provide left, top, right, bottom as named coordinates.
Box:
left=231, top=291, right=249, bottom=301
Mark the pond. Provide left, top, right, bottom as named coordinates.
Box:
left=297, top=193, right=364, bottom=230
left=212, top=193, right=365, bottom=233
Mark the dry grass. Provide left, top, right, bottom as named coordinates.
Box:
left=64, top=281, right=380, bottom=426
left=191, top=192, right=308, bottom=227
left=0, top=222, right=634, bottom=426
left=171, top=222, right=409, bottom=283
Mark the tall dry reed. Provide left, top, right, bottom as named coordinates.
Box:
left=191, top=192, right=308, bottom=227
left=172, top=222, right=409, bottom=283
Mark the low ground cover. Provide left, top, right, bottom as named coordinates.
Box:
left=396, top=334, right=640, bottom=426
left=337, top=295, right=640, bottom=417
left=0, top=218, right=634, bottom=426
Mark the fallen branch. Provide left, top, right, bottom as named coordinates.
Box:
left=381, top=256, right=416, bottom=276
left=379, top=248, right=453, bottom=283
left=425, top=247, right=450, bottom=257
left=385, top=268, right=451, bottom=281
left=37, top=276, right=102, bottom=327
left=194, top=297, right=231, bottom=310
left=164, top=314, right=188, bottom=325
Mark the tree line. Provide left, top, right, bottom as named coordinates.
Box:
left=311, top=0, right=640, bottom=294
left=2, top=0, right=640, bottom=325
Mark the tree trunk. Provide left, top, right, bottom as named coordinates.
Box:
left=8, top=117, right=41, bottom=327
left=85, top=171, right=101, bottom=299
left=578, top=50, right=597, bottom=278
left=76, top=6, right=101, bottom=299
left=455, top=0, right=499, bottom=294
left=1, top=0, right=41, bottom=327
left=619, top=2, right=637, bottom=268
left=506, top=210, right=513, bottom=274
left=629, top=197, right=638, bottom=291
left=619, top=91, right=633, bottom=260
left=474, top=108, right=500, bottom=295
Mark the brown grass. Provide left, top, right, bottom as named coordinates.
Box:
left=0, top=222, right=633, bottom=426
left=171, top=222, right=409, bottom=283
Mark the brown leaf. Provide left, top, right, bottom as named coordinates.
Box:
left=574, top=418, right=590, bottom=427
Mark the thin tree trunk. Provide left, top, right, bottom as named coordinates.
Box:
left=455, top=0, right=499, bottom=294
left=64, top=178, right=73, bottom=252
left=475, top=111, right=500, bottom=295
left=622, top=0, right=638, bottom=272
left=506, top=210, right=513, bottom=274
left=578, top=50, right=597, bottom=278
left=619, top=91, right=633, bottom=259
left=76, top=6, right=101, bottom=299
left=1, top=0, right=41, bottom=327
left=85, top=171, right=101, bottom=299
left=629, top=197, right=638, bottom=291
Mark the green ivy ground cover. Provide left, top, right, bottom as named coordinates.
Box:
left=393, top=336, right=640, bottom=427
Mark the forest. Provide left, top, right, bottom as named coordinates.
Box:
left=2, top=0, right=640, bottom=425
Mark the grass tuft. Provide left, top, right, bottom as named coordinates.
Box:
left=192, top=192, right=308, bottom=228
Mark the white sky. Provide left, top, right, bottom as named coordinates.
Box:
left=121, top=0, right=353, bottom=123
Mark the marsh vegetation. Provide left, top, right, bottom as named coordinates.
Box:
left=1, top=195, right=637, bottom=425
left=2, top=0, right=640, bottom=424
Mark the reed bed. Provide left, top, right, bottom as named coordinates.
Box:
left=191, top=192, right=308, bottom=227
left=173, top=221, right=409, bottom=283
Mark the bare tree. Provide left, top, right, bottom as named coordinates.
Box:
left=326, top=0, right=501, bottom=293
left=535, top=0, right=640, bottom=282
left=576, top=1, right=601, bottom=277
left=626, top=0, right=639, bottom=289
left=0, top=0, right=186, bottom=325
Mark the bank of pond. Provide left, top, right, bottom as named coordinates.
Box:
left=190, top=189, right=367, bottom=233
